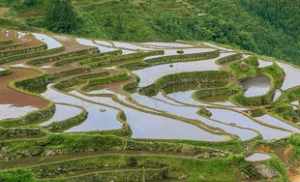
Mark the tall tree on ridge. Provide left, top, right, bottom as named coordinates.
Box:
left=45, top=0, right=78, bottom=33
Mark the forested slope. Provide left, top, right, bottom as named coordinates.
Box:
left=0, top=0, right=300, bottom=64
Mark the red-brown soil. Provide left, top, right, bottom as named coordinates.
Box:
left=0, top=68, right=49, bottom=108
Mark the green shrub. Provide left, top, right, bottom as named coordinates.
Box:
left=197, top=107, right=213, bottom=118
left=15, top=74, right=56, bottom=94
left=45, top=0, right=78, bottom=33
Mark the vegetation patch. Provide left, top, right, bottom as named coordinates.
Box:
left=45, top=109, right=88, bottom=133
left=139, top=71, right=232, bottom=96
left=15, top=74, right=56, bottom=94
left=146, top=50, right=220, bottom=66
left=215, top=53, right=243, bottom=65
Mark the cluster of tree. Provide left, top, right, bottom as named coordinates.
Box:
left=45, top=0, right=78, bottom=33
left=3, top=0, right=300, bottom=64
left=240, top=0, right=300, bottom=39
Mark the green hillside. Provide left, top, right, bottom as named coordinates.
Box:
left=0, top=0, right=300, bottom=64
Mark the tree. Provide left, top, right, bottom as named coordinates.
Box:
left=23, top=0, right=38, bottom=7
left=45, top=0, right=78, bottom=33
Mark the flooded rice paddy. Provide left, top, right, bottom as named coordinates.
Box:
left=278, top=62, right=300, bottom=90
left=0, top=104, right=37, bottom=120
left=32, top=33, right=63, bottom=49
left=134, top=56, right=224, bottom=87
left=40, top=104, right=83, bottom=126
left=72, top=91, right=228, bottom=141
left=245, top=153, right=271, bottom=162
left=208, top=108, right=291, bottom=140
left=241, top=76, right=271, bottom=97
left=42, top=86, right=122, bottom=132
left=2, top=34, right=300, bottom=142
left=131, top=93, right=257, bottom=141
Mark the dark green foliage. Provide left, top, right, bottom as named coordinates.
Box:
left=15, top=74, right=55, bottom=94
left=194, top=85, right=240, bottom=102
left=2, top=0, right=300, bottom=64
left=271, top=104, right=300, bottom=123
left=139, top=71, right=232, bottom=96
left=232, top=91, right=274, bottom=107
left=123, top=79, right=139, bottom=93
left=23, top=0, right=38, bottom=7
left=54, top=77, right=86, bottom=91
left=45, top=0, right=78, bottom=33
left=197, top=108, right=212, bottom=118
left=0, top=69, right=11, bottom=77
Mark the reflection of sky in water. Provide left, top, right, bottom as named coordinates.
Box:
left=33, top=33, right=62, bottom=49
left=245, top=153, right=271, bottom=162
left=131, top=93, right=257, bottom=141
left=134, top=56, right=226, bottom=87
left=278, top=62, right=300, bottom=90
left=209, top=108, right=291, bottom=140
left=42, top=86, right=122, bottom=132
left=72, top=91, right=227, bottom=142
left=241, top=76, right=271, bottom=97
left=0, top=104, right=37, bottom=120
left=41, top=104, right=82, bottom=126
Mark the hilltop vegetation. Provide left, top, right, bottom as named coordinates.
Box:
left=0, top=0, right=300, bottom=64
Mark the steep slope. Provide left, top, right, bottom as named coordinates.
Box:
left=0, top=0, right=300, bottom=64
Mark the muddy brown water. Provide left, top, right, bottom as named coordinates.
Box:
left=0, top=68, right=49, bottom=108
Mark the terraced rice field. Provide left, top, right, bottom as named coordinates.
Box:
left=1, top=30, right=300, bottom=181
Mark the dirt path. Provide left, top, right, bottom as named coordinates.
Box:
left=0, top=68, right=49, bottom=108
left=289, top=169, right=300, bottom=182
left=0, top=7, right=9, bottom=17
